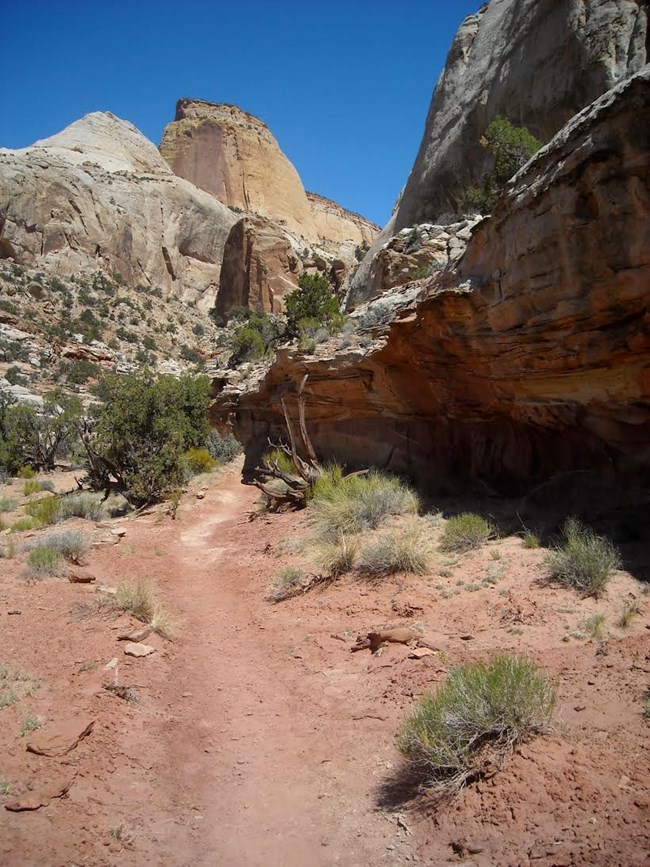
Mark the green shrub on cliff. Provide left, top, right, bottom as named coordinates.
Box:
left=461, top=116, right=541, bottom=213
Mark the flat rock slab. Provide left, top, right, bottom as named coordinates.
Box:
left=26, top=718, right=94, bottom=758
left=5, top=775, right=74, bottom=812
left=118, top=625, right=153, bottom=643
left=124, top=642, right=156, bottom=657
left=408, top=647, right=436, bottom=659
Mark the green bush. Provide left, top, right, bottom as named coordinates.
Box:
left=544, top=517, right=620, bottom=598
left=357, top=521, right=433, bottom=578
left=460, top=117, right=541, bottom=213
left=228, top=325, right=266, bottom=365
left=0, top=497, right=17, bottom=513
left=285, top=273, right=341, bottom=335
left=398, top=655, right=556, bottom=791
left=26, top=546, right=65, bottom=579
left=63, top=359, right=102, bottom=385
left=0, top=391, right=82, bottom=474
left=23, top=496, right=61, bottom=526
left=184, top=447, right=217, bottom=475
left=82, top=372, right=212, bottom=506
left=439, top=513, right=494, bottom=552
left=310, top=468, right=420, bottom=542
left=10, top=517, right=41, bottom=533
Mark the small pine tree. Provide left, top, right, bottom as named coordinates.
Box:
left=284, top=273, right=340, bottom=335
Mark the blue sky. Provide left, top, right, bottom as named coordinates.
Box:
left=2, top=1, right=480, bottom=227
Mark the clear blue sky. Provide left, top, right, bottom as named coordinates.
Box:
left=2, top=0, right=480, bottom=227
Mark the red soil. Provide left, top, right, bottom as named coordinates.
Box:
left=1, top=466, right=649, bottom=865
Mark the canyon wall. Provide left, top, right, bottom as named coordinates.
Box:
left=350, top=0, right=648, bottom=305
left=212, top=67, right=650, bottom=503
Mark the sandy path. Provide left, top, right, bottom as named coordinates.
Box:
left=147, top=471, right=405, bottom=866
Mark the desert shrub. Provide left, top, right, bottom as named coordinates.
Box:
left=228, top=325, right=266, bottom=365
left=0, top=391, right=82, bottom=474
left=180, top=344, right=203, bottom=364
left=4, top=366, right=26, bottom=386
left=544, top=517, right=620, bottom=598
left=114, top=579, right=176, bottom=638
left=313, top=533, right=358, bottom=577
left=184, top=447, right=217, bottom=475
left=25, top=530, right=89, bottom=564
left=23, top=479, right=55, bottom=496
left=82, top=372, right=212, bottom=506
left=439, top=513, right=494, bottom=552
left=460, top=117, right=541, bottom=213
left=285, top=273, right=341, bottom=336
left=63, top=359, right=102, bottom=385
left=10, top=517, right=41, bottom=533
left=268, top=566, right=305, bottom=602
left=521, top=530, right=540, bottom=549
left=357, top=522, right=433, bottom=578
left=205, top=431, right=243, bottom=463
left=357, top=302, right=392, bottom=329
left=16, top=466, right=35, bottom=479
left=26, top=546, right=65, bottom=578
left=0, top=497, right=17, bottom=513
left=262, top=447, right=295, bottom=475
left=23, top=496, right=61, bottom=526
left=310, top=468, right=419, bottom=542
left=59, top=493, right=106, bottom=521
left=398, top=655, right=556, bottom=792
left=115, top=579, right=156, bottom=622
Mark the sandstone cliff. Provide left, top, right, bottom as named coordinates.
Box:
left=211, top=67, right=650, bottom=506
left=160, top=98, right=378, bottom=249
left=350, top=0, right=648, bottom=305
left=0, top=112, right=237, bottom=310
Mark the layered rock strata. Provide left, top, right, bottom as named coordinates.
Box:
left=211, top=68, right=650, bottom=501
left=0, top=112, right=237, bottom=310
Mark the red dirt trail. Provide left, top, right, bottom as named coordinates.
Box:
left=1, top=466, right=649, bottom=865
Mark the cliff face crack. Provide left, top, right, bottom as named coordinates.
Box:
left=161, top=245, right=176, bottom=280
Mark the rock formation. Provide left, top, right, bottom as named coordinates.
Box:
left=216, top=216, right=303, bottom=314
left=0, top=112, right=237, bottom=310
left=160, top=98, right=378, bottom=250
left=350, top=0, right=648, bottom=305
left=211, top=67, right=650, bottom=507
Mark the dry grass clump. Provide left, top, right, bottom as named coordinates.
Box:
left=268, top=566, right=306, bottom=602
left=357, top=521, right=433, bottom=578
left=309, top=467, right=419, bottom=542
left=313, top=534, right=359, bottom=577
left=582, top=613, right=607, bottom=639
left=617, top=599, right=642, bottom=629
left=26, top=547, right=66, bottom=579
left=0, top=497, right=17, bottom=513
left=439, top=513, right=495, bottom=553
left=398, top=655, right=556, bottom=793
left=23, top=479, right=55, bottom=496
left=544, top=517, right=620, bottom=598
left=114, top=579, right=177, bottom=639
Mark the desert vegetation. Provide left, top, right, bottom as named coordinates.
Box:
left=398, top=655, right=557, bottom=792
left=544, top=517, right=621, bottom=598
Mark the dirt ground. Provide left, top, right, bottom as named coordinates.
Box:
left=1, top=464, right=649, bottom=866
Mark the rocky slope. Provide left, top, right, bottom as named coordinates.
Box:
left=0, top=112, right=238, bottom=312
left=350, top=0, right=648, bottom=305
left=160, top=98, right=379, bottom=250
left=211, top=67, right=650, bottom=512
